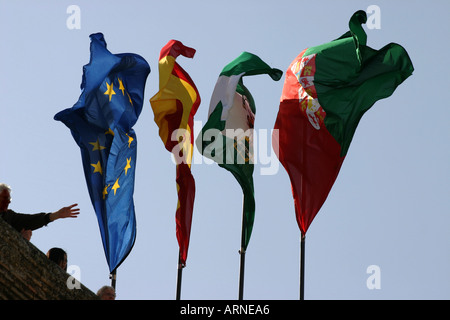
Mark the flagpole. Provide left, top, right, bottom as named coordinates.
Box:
left=300, top=234, right=305, bottom=300
left=238, top=246, right=245, bottom=300
left=110, top=269, right=117, bottom=290
left=176, top=254, right=183, bottom=300
left=238, top=197, right=246, bottom=300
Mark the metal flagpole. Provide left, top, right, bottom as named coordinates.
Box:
left=300, top=234, right=305, bottom=300
left=238, top=197, right=246, bottom=300
left=176, top=254, right=183, bottom=300
left=238, top=246, right=246, bottom=300
left=110, top=269, right=117, bottom=290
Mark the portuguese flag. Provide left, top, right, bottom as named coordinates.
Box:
left=196, top=52, right=282, bottom=250
left=273, top=10, right=414, bottom=236
left=150, top=40, right=200, bottom=266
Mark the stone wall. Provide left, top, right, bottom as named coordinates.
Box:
left=0, top=216, right=98, bottom=299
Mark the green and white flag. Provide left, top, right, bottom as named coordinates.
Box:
left=196, top=52, right=282, bottom=250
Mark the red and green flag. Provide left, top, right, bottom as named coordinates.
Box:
left=196, top=52, right=282, bottom=250
left=273, top=10, right=414, bottom=235
left=150, top=40, right=200, bottom=266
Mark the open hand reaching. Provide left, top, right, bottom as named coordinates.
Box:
left=50, top=204, right=80, bottom=221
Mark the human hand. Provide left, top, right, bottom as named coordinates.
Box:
left=50, top=204, right=80, bottom=221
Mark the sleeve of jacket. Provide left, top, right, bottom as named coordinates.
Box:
left=2, top=210, right=51, bottom=232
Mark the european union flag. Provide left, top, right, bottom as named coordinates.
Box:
left=55, top=33, right=150, bottom=273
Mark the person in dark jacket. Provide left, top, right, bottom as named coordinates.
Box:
left=0, top=183, right=80, bottom=240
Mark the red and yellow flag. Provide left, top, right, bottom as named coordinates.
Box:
left=150, top=40, right=200, bottom=266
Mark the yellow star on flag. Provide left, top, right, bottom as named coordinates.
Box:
left=89, top=138, right=106, bottom=151
left=104, top=81, right=116, bottom=101
left=118, top=78, right=125, bottom=95
left=127, top=92, right=133, bottom=106
left=126, top=133, right=134, bottom=148
left=105, top=128, right=115, bottom=136
left=103, top=184, right=110, bottom=200
left=91, top=161, right=103, bottom=175
left=124, top=157, right=132, bottom=175
left=112, top=178, right=120, bottom=195
left=118, top=78, right=133, bottom=106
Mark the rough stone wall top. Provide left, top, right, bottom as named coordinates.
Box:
left=0, top=216, right=98, bottom=299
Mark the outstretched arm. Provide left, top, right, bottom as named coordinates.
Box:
left=49, top=204, right=80, bottom=222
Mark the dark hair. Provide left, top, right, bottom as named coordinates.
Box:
left=47, top=247, right=67, bottom=271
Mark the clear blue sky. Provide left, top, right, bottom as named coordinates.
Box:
left=1, top=0, right=449, bottom=300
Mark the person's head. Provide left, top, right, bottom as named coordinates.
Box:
left=97, top=285, right=116, bottom=300
left=0, top=183, right=11, bottom=212
left=46, top=247, right=67, bottom=271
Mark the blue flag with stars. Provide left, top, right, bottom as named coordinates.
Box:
left=55, top=33, right=150, bottom=273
